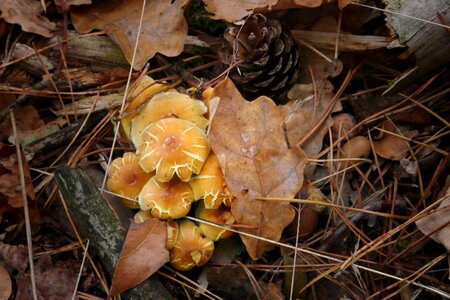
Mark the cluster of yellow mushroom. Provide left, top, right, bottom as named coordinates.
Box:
left=106, top=78, right=235, bottom=271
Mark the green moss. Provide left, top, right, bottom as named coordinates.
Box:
left=184, top=0, right=227, bottom=36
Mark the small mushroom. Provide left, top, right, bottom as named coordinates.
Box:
left=121, top=76, right=167, bottom=139
left=189, top=153, right=231, bottom=209
left=170, top=220, right=214, bottom=271
left=107, top=152, right=153, bottom=208
left=134, top=210, right=152, bottom=223
left=338, top=136, right=371, bottom=170
left=196, top=202, right=235, bottom=241
left=137, top=118, right=210, bottom=182
left=139, top=176, right=194, bottom=219
left=166, top=220, right=179, bottom=250
left=131, top=91, right=208, bottom=147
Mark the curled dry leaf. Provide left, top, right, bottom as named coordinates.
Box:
left=54, top=0, right=91, bottom=7
left=282, top=81, right=341, bottom=157
left=204, top=0, right=337, bottom=22
left=71, top=0, right=189, bottom=70
left=0, top=264, right=11, bottom=300
left=373, top=121, right=419, bottom=161
left=0, top=0, right=56, bottom=38
left=209, top=79, right=306, bottom=259
left=415, top=183, right=450, bottom=251
left=203, top=0, right=277, bottom=22
left=0, top=144, right=35, bottom=208
left=110, top=218, right=169, bottom=296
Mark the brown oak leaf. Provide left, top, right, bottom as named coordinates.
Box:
left=209, top=79, right=305, bottom=259
left=110, top=218, right=169, bottom=296
left=71, top=0, right=189, bottom=70
left=0, top=0, right=56, bottom=38
left=204, top=0, right=336, bottom=22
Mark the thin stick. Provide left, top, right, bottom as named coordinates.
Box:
left=10, top=109, right=38, bottom=300
left=72, top=239, right=90, bottom=300
left=101, top=0, right=147, bottom=192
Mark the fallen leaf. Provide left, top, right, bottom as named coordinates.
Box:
left=0, top=144, right=35, bottom=208
left=264, top=282, right=284, bottom=300
left=54, top=0, right=91, bottom=7
left=71, top=0, right=189, bottom=70
left=204, top=0, right=336, bottom=22
left=0, top=242, right=29, bottom=272
left=416, top=183, right=450, bottom=251
left=16, top=255, right=77, bottom=300
left=282, top=81, right=340, bottom=156
left=110, top=218, right=169, bottom=296
left=206, top=264, right=254, bottom=299
left=0, top=0, right=56, bottom=38
left=203, top=0, right=277, bottom=22
left=0, top=264, right=11, bottom=300
left=209, top=79, right=305, bottom=259
left=373, top=121, right=419, bottom=161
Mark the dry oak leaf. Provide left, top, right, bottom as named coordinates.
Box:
left=415, top=185, right=450, bottom=251
left=203, top=0, right=277, bottom=22
left=71, top=0, right=189, bottom=70
left=208, top=79, right=305, bottom=259
left=204, top=0, right=338, bottom=22
left=110, top=218, right=169, bottom=296
left=0, top=264, right=12, bottom=300
left=0, top=0, right=56, bottom=38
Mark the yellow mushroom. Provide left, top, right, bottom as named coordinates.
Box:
left=139, top=176, right=194, bottom=219
left=131, top=91, right=208, bottom=147
left=107, top=152, right=153, bottom=208
left=137, top=118, right=210, bottom=182
left=189, top=153, right=233, bottom=209
left=196, top=202, right=235, bottom=241
left=170, top=220, right=214, bottom=271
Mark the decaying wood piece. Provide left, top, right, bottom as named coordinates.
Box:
left=11, top=43, right=55, bottom=76
left=54, top=166, right=170, bottom=300
left=383, top=0, right=450, bottom=95
left=292, top=30, right=401, bottom=51
left=47, top=31, right=129, bottom=70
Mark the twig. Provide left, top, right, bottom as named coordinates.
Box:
left=10, top=109, right=38, bottom=300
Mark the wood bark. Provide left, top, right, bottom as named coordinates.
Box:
left=54, top=166, right=171, bottom=300
left=383, top=0, right=450, bottom=95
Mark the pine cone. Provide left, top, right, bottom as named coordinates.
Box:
left=220, top=14, right=300, bottom=102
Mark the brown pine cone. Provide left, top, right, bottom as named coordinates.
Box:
left=219, top=14, right=300, bottom=103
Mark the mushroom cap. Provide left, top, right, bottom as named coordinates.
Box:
left=131, top=91, right=208, bottom=147
left=166, top=220, right=179, bottom=250
left=137, top=118, right=210, bottom=182
left=134, top=210, right=152, bottom=223
left=107, top=152, right=153, bottom=208
left=196, top=202, right=235, bottom=241
left=189, top=153, right=230, bottom=209
left=139, top=176, right=194, bottom=219
left=121, top=76, right=167, bottom=139
left=170, top=220, right=214, bottom=271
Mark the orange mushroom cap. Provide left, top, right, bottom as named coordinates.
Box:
left=137, top=118, right=210, bottom=182
left=170, top=220, right=214, bottom=271
left=107, top=152, right=153, bottom=208
left=196, top=202, right=235, bottom=241
left=131, top=91, right=208, bottom=147
left=134, top=210, right=152, bottom=223
left=121, top=76, right=167, bottom=139
left=139, top=176, right=194, bottom=219
left=189, top=153, right=229, bottom=209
